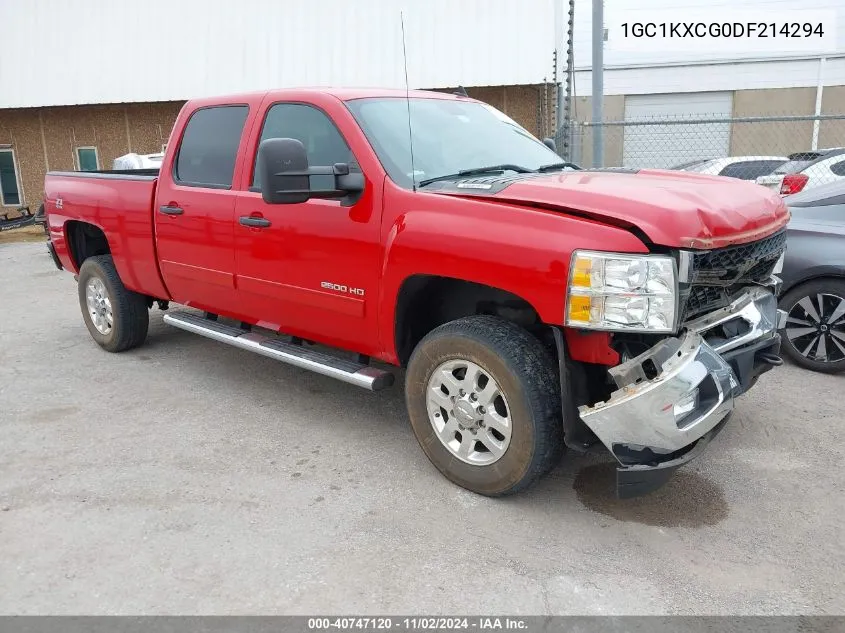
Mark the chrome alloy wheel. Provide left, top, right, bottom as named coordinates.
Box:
left=785, top=293, right=845, bottom=363
left=425, top=359, right=512, bottom=465
left=85, top=277, right=113, bottom=335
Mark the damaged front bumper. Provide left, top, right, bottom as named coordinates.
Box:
left=577, top=285, right=785, bottom=498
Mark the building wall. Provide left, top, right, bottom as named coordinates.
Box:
left=729, top=88, right=817, bottom=156
left=0, top=103, right=182, bottom=210
left=0, top=86, right=552, bottom=208
left=569, top=95, right=626, bottom=167
left=565, top=85, right=845, bottom=168
left=0, top=0, right=558, bottom=109
left=728, top=86, right=844, bottom=155
left=819, top=85, right=845, bottom=146
left=5, top=1, right=843, bottom=110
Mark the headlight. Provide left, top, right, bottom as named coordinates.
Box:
left=565, top=250, right=678, bottom=333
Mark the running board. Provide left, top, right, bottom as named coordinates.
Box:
left=163, top=311, right=394, bottom=391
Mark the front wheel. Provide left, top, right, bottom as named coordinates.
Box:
left=404, top=316, right=563, bottom=496
left=778, top=278, right=845, bottom=374
left=77, top=255, right=149, bottom=352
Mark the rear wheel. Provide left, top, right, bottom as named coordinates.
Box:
left=77, top=255, right=149, bottom=352
left=405, top=316, right=563, bottom=496
left=778, top=278, right=845, bottom=374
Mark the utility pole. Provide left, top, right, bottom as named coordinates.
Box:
left=555, top=0, right=576, bottom=161
left=554, top=0, right=564, bottom=135
left=591, top=0, right=604, bottom=167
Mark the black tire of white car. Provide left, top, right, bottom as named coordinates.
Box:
left=778, top=278, right=845, bottom=374
left=405, top=315, right=563, bottom=496
left=77, top=255, right=149, bottom=353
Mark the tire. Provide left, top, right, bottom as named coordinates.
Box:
left=405, top=315, right=563, bottom=496
left=778, top=278, right=845, bottom=374
left=77, top=255, right=149, bottom=352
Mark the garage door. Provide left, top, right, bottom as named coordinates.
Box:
left=622, top=92, right=733, bottom=169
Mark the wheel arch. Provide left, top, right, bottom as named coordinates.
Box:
left=64, top=220, right=111, bottom=272
left=393, top=274, right=548, bottom=367
left=780, top=270, right=845, bottom=297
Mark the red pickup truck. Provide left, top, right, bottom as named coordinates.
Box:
left=43, top=87, right=789, bottom=498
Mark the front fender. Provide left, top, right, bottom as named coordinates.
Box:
left=377, top=190, right=649, bottom=363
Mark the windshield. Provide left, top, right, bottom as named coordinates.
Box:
left=346, top=97, right=562, bottom=189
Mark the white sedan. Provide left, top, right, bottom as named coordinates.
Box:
left=673, top=156, right=788, bottom=181
left=756, top=148, right=845, bottom=196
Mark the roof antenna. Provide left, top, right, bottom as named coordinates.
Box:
left=453, top=86, right=469, bottom=97
left=400, top=11, right=417, bottom=192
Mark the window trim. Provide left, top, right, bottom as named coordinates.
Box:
left=0, top=148, right=23, bottom=207
left=248, top=100, right=360, bottom=192
left=171, top=103, right=250, bottom=190
left=75, top=146, right=100, bottom=172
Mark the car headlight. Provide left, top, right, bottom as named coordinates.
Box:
left=565, top=250, right=678, bottom=333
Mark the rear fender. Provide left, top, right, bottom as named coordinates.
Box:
left=44, top=174, right=170, bottom=299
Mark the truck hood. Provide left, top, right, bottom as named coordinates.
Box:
left=451, top=169, right=790, bottom=249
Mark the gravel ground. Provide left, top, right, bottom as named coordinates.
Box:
left=1, top=241, right=843, bottom=615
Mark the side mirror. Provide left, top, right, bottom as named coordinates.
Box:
left=257, top=137, right=365, bottom=205
left=257, top=138, right=311, bottom=204
left=542, top=137, right=558, bottom=153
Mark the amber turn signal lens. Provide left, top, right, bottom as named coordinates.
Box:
left=570, top=256, right=593, bottom=288
left=567, top=295, right=593, bottom=323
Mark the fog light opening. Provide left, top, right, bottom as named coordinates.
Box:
left=673, top=388, right=699, bottom=426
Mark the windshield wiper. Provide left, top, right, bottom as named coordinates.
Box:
left=537, top=161, right=582, bottom=172
left=418, top=164, right=535, bottom=187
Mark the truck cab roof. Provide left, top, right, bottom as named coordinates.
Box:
left=183, top=87, right=472, bottom=110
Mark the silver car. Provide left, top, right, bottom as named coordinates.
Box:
left=778, top=180, right=845, bottom=373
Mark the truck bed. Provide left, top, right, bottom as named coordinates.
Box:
left=44, top=170, right=170, bottom=300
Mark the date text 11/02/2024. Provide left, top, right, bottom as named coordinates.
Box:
left=307, top=617, right=528, bottom=630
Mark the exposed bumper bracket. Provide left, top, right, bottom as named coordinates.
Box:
left=576, top=284, right=782, bottom=498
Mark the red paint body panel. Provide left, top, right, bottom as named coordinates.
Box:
left=487, top=169, right=790, bottom=248
left=230, top=91, right=387, bottom=356
left=375, top=185, right=647, bottom=363
left=43, top=87, right=787, bottom=369
left=44, top=174, right=170, bottom=300
left=152, top=94, right=264, bottom=314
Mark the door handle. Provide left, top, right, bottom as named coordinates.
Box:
left=159, top=205, right=184, bottom=216
left=239, top=216, right=271, bottom=228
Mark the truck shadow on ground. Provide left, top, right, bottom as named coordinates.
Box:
left=569, top=461, right=728, bottom=528
left=146, top=315, right=729, bottom=528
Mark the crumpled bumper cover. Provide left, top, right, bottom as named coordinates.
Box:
left=577, top=286, right=783, bottom=498
left=579, top=331, right=737, bottom=456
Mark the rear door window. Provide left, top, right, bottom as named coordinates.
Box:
left=830, top=160, right=845, bottom=177
left=775, top=159, right=814, bottom=174
left=175, top=105, right=249, bottom=188
left=718, top=160, right=786, bottom=180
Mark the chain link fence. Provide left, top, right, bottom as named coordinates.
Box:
left=563, top=114, right=845, bottom=194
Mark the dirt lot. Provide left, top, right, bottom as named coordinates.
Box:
left=0, top=225, right=46, bottom=244
left=1, top=241, right=843, bottom=615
